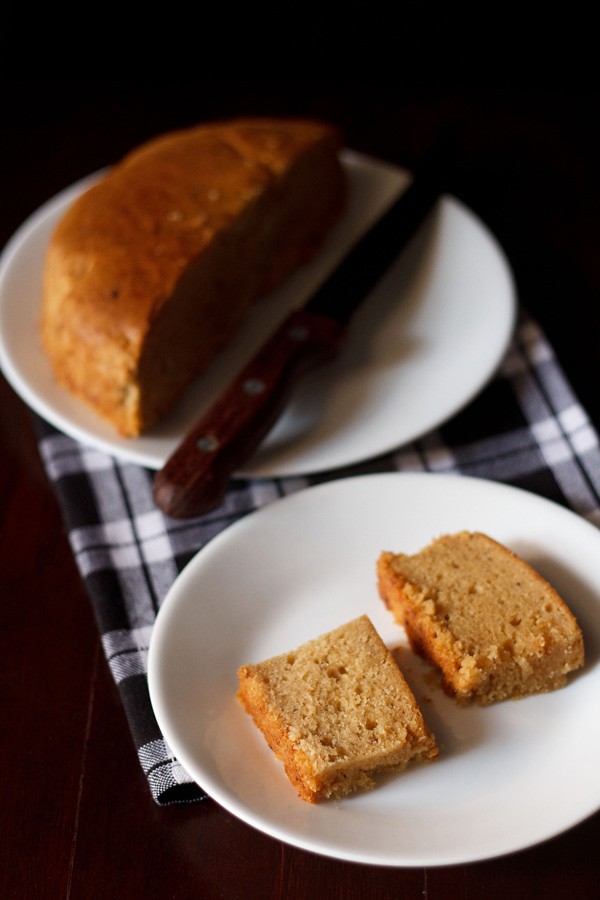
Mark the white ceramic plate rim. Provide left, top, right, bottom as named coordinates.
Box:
left=0, top=152, right=516, bottom=476
left=148, top=472, right=600, bottom=867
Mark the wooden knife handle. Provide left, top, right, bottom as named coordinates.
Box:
left=153, top=308, right=348, bottom=518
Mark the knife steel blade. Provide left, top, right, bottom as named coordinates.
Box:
left=153, top=139, right=450, bottom=518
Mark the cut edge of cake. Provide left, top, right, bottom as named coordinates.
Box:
left=237, top=614, right=438, bottom=803
left=377, top=531, right=585, bottom=706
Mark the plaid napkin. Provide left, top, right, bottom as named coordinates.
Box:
left=34, top=308, right=600, bottom=805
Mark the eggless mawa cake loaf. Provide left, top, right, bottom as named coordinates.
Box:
left=41, top=117, right=346, bottom=436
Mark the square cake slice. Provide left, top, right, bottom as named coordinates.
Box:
left=236, top=615, right=438, bottom=803
left=377, top=531, right=585, bottom=705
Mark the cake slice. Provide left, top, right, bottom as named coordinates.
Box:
left=236, top=615, right=438, bottom=803
left=377, top=531, right=584, bottom=705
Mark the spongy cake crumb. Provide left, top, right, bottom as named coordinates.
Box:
left=237, top=615, right=438, bottom=803
left=377, top=531, right=584, bottom=705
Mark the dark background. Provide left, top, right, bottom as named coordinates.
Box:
left=3, top=81, right=599, bottom=424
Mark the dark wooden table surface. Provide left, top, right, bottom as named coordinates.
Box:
left=2, top=83, right=599, bottom=899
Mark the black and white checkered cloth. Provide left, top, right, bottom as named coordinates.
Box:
left=35, top=308, right=600, bottom=805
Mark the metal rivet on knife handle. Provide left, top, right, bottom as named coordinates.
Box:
left=243, top=378, right=266, bottom=395
left=196, top=435, right=219, bottom=453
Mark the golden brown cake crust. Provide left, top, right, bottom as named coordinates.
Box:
left=377, top=531, right=584, bottom=705
left=41, top=117, right=346, bottom=436
left=237, top=615, right=438, bottom=803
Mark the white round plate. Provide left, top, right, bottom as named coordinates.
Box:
left=0, top=152, right=515, bottom=476
left=148, top=472, right=600, bottom=867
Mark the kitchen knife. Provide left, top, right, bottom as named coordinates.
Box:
left=153, top=140, right=450, bottom=519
